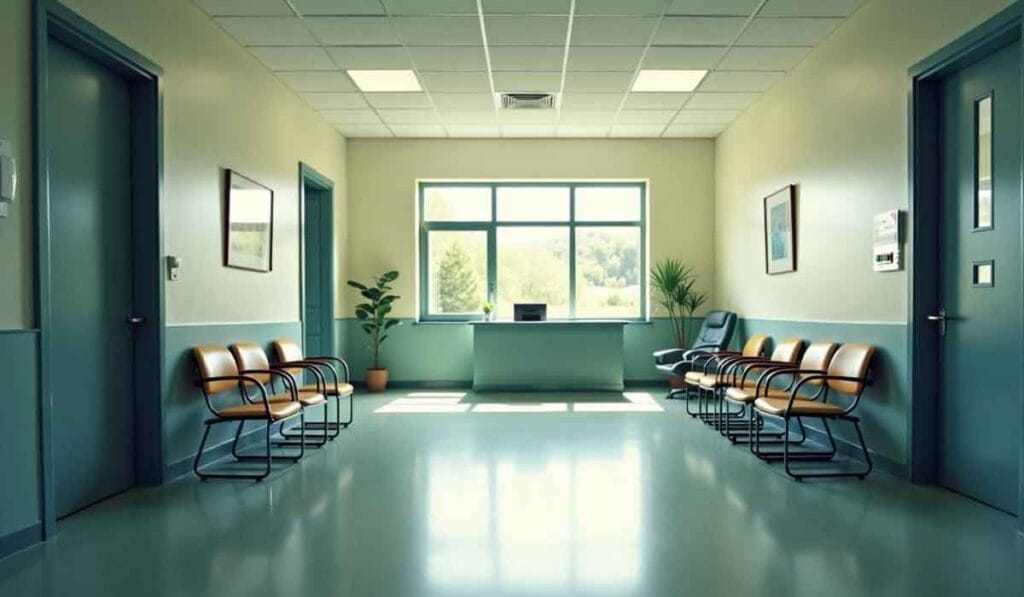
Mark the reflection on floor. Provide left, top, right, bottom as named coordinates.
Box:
left=0, top=388, right=1021, bottom=596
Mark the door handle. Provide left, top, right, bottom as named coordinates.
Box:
left=127, top=316, right=146, bottom=325
left=926, top=309, right=948, bottom=336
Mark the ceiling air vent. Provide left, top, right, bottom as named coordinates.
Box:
left=500, top=92, right=556, bottom=110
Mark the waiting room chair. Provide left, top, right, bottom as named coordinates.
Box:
left=192, top=344, right=306, bottom=481
left=653, top=310, right=737, bottom=402
left=273, top=339, right=354, bottom=439
left=685, top=334, right=769, bottom=422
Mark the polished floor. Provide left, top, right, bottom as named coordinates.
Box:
left=0, top=389, right=1021, bottom=597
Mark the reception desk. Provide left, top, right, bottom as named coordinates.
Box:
left=471, top=321, right=626, bottom=391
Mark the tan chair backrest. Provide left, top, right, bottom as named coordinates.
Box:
left=742, top=335, right=769, bottom=357
left=770, top=337, right=803, bottom=364
left=229, top=342, right=271, bottom=386
left=798, top=341, right=840, bottom=387
left=827, top=343, right=875, bottom=395
left=273, top=338, right=304, bottom=378
left=194, top=344, right=239, bottom=395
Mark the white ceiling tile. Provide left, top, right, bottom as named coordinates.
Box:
left=575, top=0, right=666, bottom=16
left=277, top=71, right=357, bottom=91
left=572, top=17, right=659, bottom=46
left=486, top=16, right=568, bottom=45
left=248, top=46, right=335, bottom=70
left=365, top=92, right=434, bottom=107
left=390, top=124, right=448, bottom=136
left=489, top=46, right=565, bottom=71
left=622, top=92, right=691, bottom=109
left=325, top=46, right=412, bottom=69
left=673, top=109, right=739, bottom=123
left=558, top=109, right=617, bottom=124
left=392, top=16, right=483, bottom=45
left=687, top=92, right=759, bottom=110
left=290, top=0, right=384, bottom=15
left=498, top=110, right=559, bottom=124
left=718, top=46, right=810, bottom=70
left=304, top=17, right=399, bottom=45
left=436, top=109, right=498, bottom=123
left=483, top=0, right=571, bottom=13
left=195, top=0, right=292, bottom=16
left=610, top=124, right=665, bottom=137
left=666, top=0, right=761, bottom=16
left=663, top=123, right=726, bottom=137
left=699, top=70, right=785, bottom=92
left=420, top=71, right=492, bottom=92
left=557, top=125, right=611, bottom=137
left=563, top=71, right=634, bottom=93
left=642, top=46, right=726, bottom=69
left=337, top=124, right=393, bottom=137
left=446, top=125, right=502, bottom=137
left=300, top=92, right=369, bottom=109
left=408, top=46, right=488, bottom=70
left=654, top=17, right=747, bottom=45
left=431, top=93, right=496, bottom=110
left=382, top=0, right=479, bottom=15
left=493, top=71, right=562, bottom=92
left=378, top=109, right=441, bottom=123
left=616, top=110, right=677, bottom=124
left=560, top=92, right=624, bottom=110
left=320, top=109, right=382, bottom=124
left=761, top=0, right=862, bottom=17
left=502, top=125, right=557, bottom=137
left=215, top=17, right=317, bottom=45
left=568, top=46, right=644, bottom=71
left=737, top=18, right=843, bottom=46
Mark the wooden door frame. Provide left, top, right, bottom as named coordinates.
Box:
left=907, top=1, right=1024, bottom=531
left=299, top=162, right=335, bottom=357
left=33, top=0, right=165, bottom=538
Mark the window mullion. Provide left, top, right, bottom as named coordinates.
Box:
left=488, top=184, right=497, bottom=306
left=569, top=185, right=576, bottom=320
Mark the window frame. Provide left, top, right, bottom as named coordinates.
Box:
left=418, top=181, right=648, bottom=322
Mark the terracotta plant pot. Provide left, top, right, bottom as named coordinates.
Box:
left=669, top=375, right=686, bottom=389
left=365, top=368, right=389, bottom=393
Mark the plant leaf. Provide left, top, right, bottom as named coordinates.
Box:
left=346, top=280, right=367, bottom=290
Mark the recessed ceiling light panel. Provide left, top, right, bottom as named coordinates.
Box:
left=346, top=70, right=422, bottom=93
left=632, top=70, right=708, bottom=93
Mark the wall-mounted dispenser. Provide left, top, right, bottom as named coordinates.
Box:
left=166, top=255, right=181, bottom=281
left=0, top=139, right=15, bottom=219
left=873, top=209, right=901, bottom=272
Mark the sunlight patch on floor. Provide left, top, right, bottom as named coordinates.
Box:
left=374, top=392, right=664, bottom=414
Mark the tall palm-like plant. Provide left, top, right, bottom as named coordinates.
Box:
left=651, top=259, right=709, bottom=348
left=347, top=271, right=402, bottom=369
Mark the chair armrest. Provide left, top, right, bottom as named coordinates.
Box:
left=194, top=374, right=272, bottom=415
left=653, top=348, right=686, bottom=365
left=304, top=355, right=351, bottom=383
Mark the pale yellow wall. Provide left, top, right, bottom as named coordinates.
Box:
left=346, top=138, right=715, bottom=318
left=0, top=0, right=348, bottom=327
left=715, top=0, right=1014, bottom=323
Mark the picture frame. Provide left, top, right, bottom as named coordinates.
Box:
left=224, top=169, right=274, bottom=272
left=763, top=185, right=796, bottom=275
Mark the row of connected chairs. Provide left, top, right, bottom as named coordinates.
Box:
left=663, top=333, right=876, bottom=481
left=192, top=339, right=354, bottom=481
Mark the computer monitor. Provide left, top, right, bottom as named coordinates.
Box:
left=514, top=303, right=547, bottom=322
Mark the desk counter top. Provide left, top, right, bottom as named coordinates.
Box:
left=470, top=320, right=629, bottom=326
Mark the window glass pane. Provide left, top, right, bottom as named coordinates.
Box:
left=424, top=187, right=492, bottom=222
left=496, top=227, right=569, bottom=318
left=976, top=96, right=993, bottom=229
left=496, top=187, right=570, bottom=221
left=428, top=230, right=488, bottom=315
left=575, top=187, right=642, bottom=222
left=575, top=227, right=641, bottom=318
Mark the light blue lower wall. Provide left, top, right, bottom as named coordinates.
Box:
left=0, top=330, right=42, bottom=546
left=162, top=321, right=303, bottom=475
left=736, top=318, right=910, bottom=475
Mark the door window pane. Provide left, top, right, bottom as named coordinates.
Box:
left=424, top=187, right=492, bottom=222
left=976, top=96, right=993, bottom=229
left=428, top=231, right=488, bottom=314
left=497, top=227, right=570, bottom=318
left=496, top=187, right=570, bottom=221
left=576, top=227, right=642, bottom=318
left=575, top=187, right=642, bottom=222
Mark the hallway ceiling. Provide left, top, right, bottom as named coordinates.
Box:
left=195, top=0, right=862, bottom=139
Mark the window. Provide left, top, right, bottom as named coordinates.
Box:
left=419, top=182, right=646, bottom=321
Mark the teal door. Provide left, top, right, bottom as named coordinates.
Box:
left=938, top=41, right=1022, bottom=515
left=47, top=39, right=137, bottom=517
left=303, top=185, right=334, bottom=357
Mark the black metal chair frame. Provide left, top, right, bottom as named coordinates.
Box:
left=243, top=362, right=330, bottom=448
left=275, top=355, right=354, bottom=440
left=719, top=359, right=816, bottom=445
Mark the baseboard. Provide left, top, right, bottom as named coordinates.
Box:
left=0, top=522, right=43, bottom=561
left=800, top=423, right=907, bottom=478
left=363, top=380, right=472, bottom=390
left=163, top=425, right=268, bottom=482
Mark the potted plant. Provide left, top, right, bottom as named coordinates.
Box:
left=347, top=271, right=402, bottom=393
left=482, top=302, right=496, bottom=322
left=651, top=259, right=709, bottom=387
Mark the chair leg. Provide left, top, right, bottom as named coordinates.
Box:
left=193, top=419, right=276, bottom=482
left=785, top=417, right=873, bottom=481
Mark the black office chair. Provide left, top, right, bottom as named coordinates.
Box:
left=653, top=310, right=737, bottom=401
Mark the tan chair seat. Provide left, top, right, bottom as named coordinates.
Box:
left=218, top=401, right=302, bottom=420
left=754, top=397, right=844, bottom=417
left=699, top=374, right=727, bottom=389
left=684, top=371, right=702, bottom=383
left=268, top=391, right=325, bottom=407
left=298, top=383, right=354, bottom=397
left=725, top=386, right=791, bottom=403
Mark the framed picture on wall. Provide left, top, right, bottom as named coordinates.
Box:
left=763, top=185, right=796, bottom=275
left=225, top=169, right=274, bottom=272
